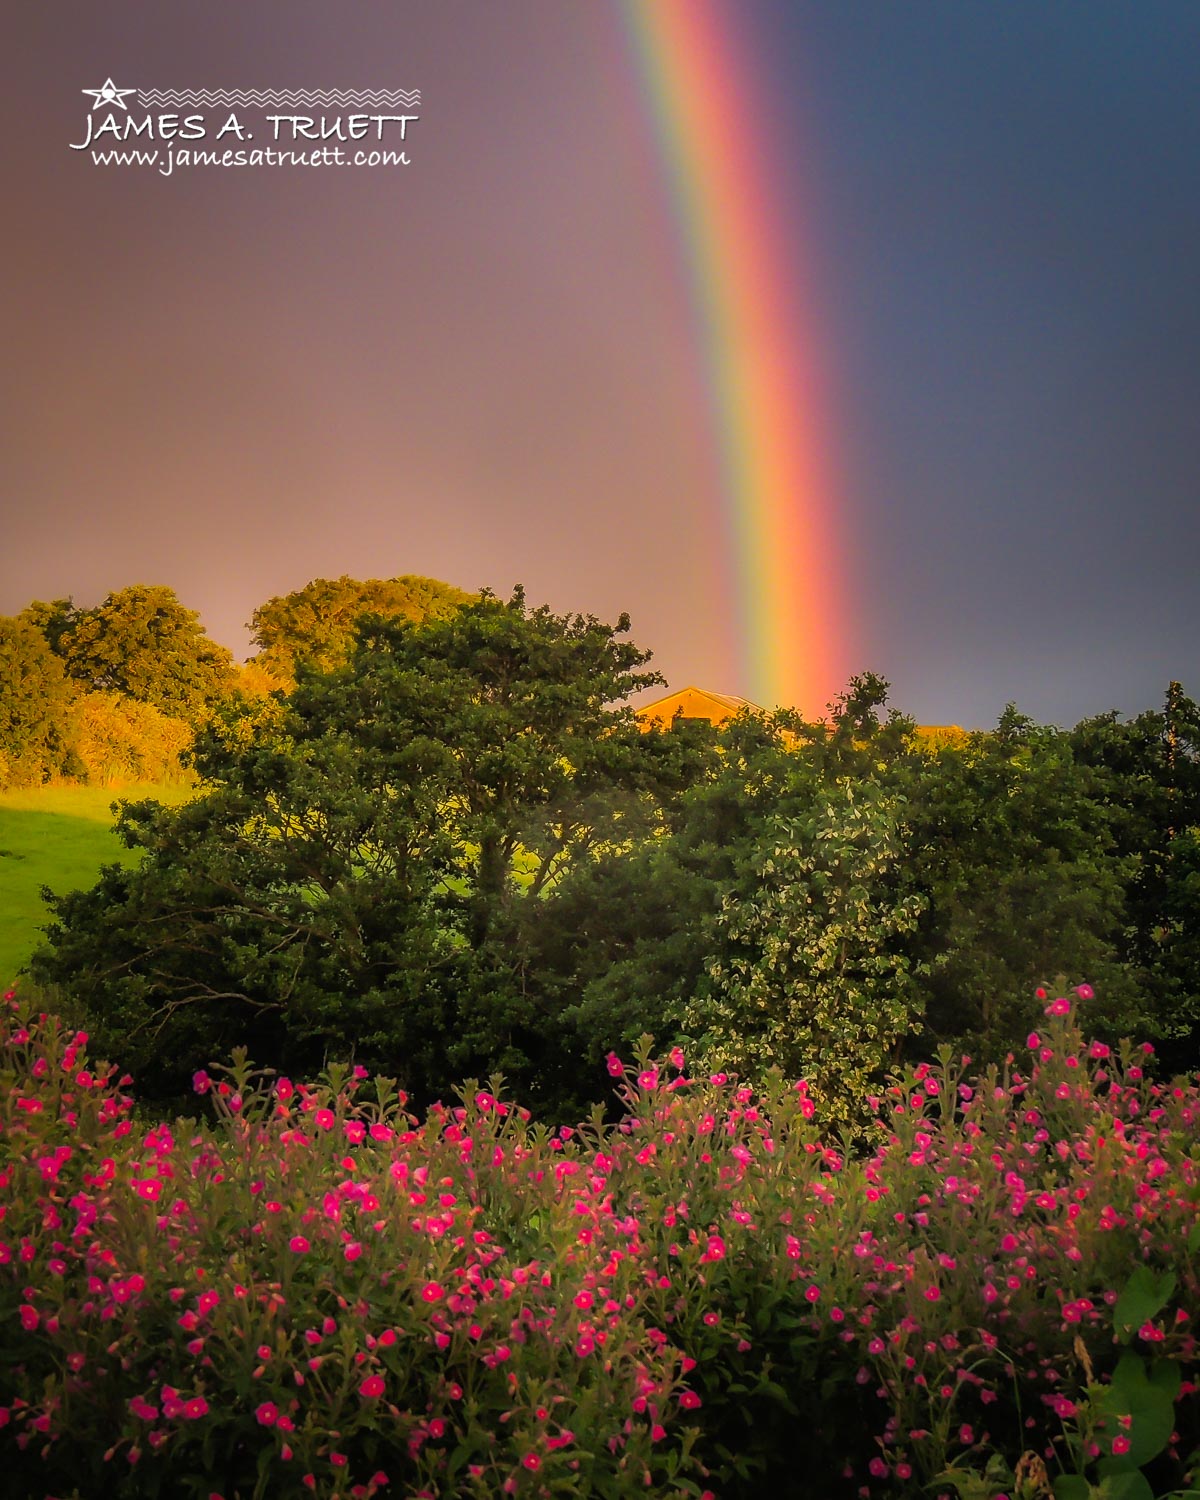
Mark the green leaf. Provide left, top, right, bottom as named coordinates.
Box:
left=1114, top=1266, right=1176, bottom=1342
left=1149, top=1358, right=1182, bottom=1403
left=1096, top=1472, right=1155, bottom=1500
left=1053, top=1476, right=1093, bottom=1500
left=1098, top=1376, right=1176, bottom=1468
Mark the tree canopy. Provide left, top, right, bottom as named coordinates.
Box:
left=22, top=585, right=236, bottom=723
left=248, top=573, right=474, bottom=681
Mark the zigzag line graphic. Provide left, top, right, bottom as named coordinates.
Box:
left=136, top=89, right=420, bottom=108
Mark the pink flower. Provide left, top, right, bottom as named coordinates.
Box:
left=1112, top=1436, right=1131, bottom=1455
left=359, top=1375, right=385, bottom=1399
left=255, top=1402, right=278, bottom=1426
left=679, top=1391, right=702, bottom=1410
left=522, top=1453, right=541, bottom=1471
left=192, top=1071, right=211, bottom=1094
left=1026, top=1032, right=1040, bottom=1049
left=1076, top=983, right=1094, bottom=1000
left=421, top=1281, right=444, bottom=1302
left=183, top=1397, right=209, bottom=1419
left=637, top=1068, right=659, bottom=1091
left=289, top=1236, right=310, bottom=1254
left=1045, top=997, right=1072, bottom=1016
left=314, top=1109, right=335, bottom=1131
left=605, top=1053, right=623, bottom=1077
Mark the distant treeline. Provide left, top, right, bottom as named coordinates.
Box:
left=0, top=575, right=472, bottom=787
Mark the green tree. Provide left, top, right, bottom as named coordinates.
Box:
left=684, top=777, right=927, bottom=1126
left=30, top=586, right=236, bottom=724
left=248, top=573, right=474, bottom=681
left=0, top=616, right=78, bottom=787
left=1067, top=683, right=1200, bottom=1067
left=906, top=707, right=1137, bottom=1052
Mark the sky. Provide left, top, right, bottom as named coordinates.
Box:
left=4, top=1, right=1198, bottom=729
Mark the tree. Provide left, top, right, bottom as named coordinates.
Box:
left=27, top=586, right=236, bottom=724
left=684, top=777, right=927, bottom=1127
left=0, top=616, right=78, bottom=787
left=1067, top=684, right=1200, bottom=1066
left=34, top=590, right=701, bottom=1106
left=906, top=708, right=1137, bottom=1052
left=248, top=574, right=474, bottom=681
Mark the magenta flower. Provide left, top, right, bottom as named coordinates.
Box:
left=358, top=1375, right=385, bottom=1399
left=255, top=1402, right=278, bottom=1426
left=192, top=1071, right=211, bottom=1095
left=289, top=1235, right=310, bottom=1254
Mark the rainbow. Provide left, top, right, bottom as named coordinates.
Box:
left=619, top=0, right=845, bottom=716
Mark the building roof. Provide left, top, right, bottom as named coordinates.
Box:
left=635, top=686, right=763, bottom=730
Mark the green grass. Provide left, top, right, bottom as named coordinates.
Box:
left=0, top=781, right=194, bottom=985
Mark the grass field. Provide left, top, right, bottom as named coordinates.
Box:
left=0, top=781, right=194, bottom=985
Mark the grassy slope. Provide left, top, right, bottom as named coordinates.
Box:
left=0, top=782, right=194, bottom=985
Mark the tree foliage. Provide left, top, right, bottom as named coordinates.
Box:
left=248, top=573, right=474, bottom=681
left=689, top=778, right=927, bottom=1126
left=0, top=616, right=78, bottom=787
left=73, top=692, right=194, bottom=786
left=23, top=586, right=236, bottom=723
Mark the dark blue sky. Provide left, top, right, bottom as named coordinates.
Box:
left=3, top=2, right=1197, bottom=728
left=759, top=2, right=1200, bottom=723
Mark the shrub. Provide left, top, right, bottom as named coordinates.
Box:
left=73, top=692, right=193, bottom=785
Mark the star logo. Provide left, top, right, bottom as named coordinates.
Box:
left=82, top=78, right=137, bottom=111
